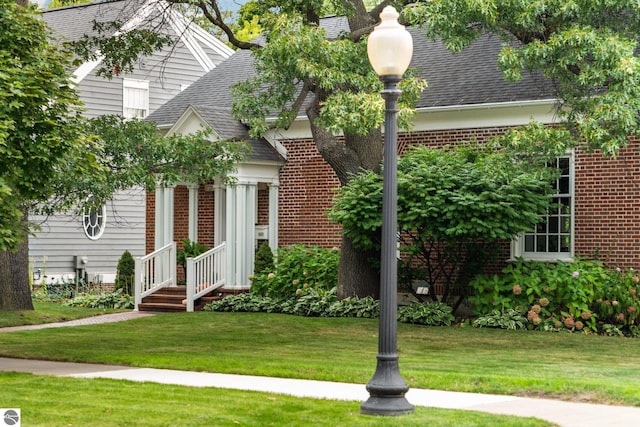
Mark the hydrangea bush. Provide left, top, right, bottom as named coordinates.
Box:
left=470, top=258, right=640, bottom=336
left=249, top=245, right=340, bottom=298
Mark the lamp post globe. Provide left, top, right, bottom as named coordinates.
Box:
left=360, top=5, right=415, bottom=416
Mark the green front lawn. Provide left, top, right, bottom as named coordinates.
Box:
left=1, top=311, right=639, bottom=406
left=0, top=372, right=550, bottom=426
left=0, top=301, right=125, bottom=328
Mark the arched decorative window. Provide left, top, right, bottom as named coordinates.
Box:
left=83, top=199, right=107, bottom=240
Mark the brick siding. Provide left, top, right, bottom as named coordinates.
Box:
left=145, top=128, right=640, bottom=272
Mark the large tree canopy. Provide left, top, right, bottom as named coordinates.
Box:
left=406, top=0, right=640, bottom=156
left=69, top=0, right=640, bottom=298
left=0, top=0, right=88, bottom=252
left=0, top=1, right=247, bottom=310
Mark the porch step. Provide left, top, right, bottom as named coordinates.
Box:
left=137, top=286, right=248, bottom=312
left=138, top=286, right=188, bottom=313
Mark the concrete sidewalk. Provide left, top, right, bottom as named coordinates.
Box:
left=1, top=356, right=639, bottom=427
left=2, top=313, right=640, bottom=426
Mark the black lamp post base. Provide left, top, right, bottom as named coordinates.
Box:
left=361, top=395, right=415, bottom=416
left=360, top=356, right=415, bottom=416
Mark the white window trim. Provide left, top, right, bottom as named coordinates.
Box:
left=83, top=203, right=107, bottom=241
left=123, top=79, right=149, bottom=119
left=511, top=151, right=575, bottom=261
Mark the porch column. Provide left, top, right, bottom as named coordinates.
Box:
left=268, top=183, right=279, bottom=252
left=163, top=186, right=174, bottom=247
left=154, top=185, right=175, bottom=249
left=225, top=185, right=237, bottom=288
left=214, top=184, right=226, bottom=246
left=245, top=182, right=257, bottom=288
left=236, top=184, right=246, bottom=290
left=154, top=185, right=164, bottom=250
left=187, top=184, right=198, bottom=242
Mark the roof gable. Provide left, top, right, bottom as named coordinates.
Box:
left=43, top=0, right=234, bottom=84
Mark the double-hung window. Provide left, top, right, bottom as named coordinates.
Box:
left=513, top=154, right=574, bottom=261
left=123, top=79, right=149, bottom=119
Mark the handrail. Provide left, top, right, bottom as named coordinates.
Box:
left=186, top=242, right=226, bottom=312
left=134, top=242, right=177, bottom=310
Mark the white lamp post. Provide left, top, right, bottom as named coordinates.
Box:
left=360, top=6, right=415, bottom=416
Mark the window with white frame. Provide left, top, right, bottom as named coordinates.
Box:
left=513, top=154, right=574, bottom=260
left=82, top=199, right=107, bottom=240
left=123, top=79, right=149, bottom=119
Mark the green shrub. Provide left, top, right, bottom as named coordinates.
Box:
left=205, top=287, right=453, bottom=326
left=330, top=145, right=556, bottom=310
left=398, top=301, right=455, bottom=326
left=32, top=279, right=75, bottom=302
left=205, top=292, right=275, bottom=313
left=254, top=241, right=274, bottom=275
left=326, top=295, right=380, bottom=318
left=64, top=289, right=134, bottom=309
left=472, top=309, right=528, bottom=330
left=115, top=250, right=135, bottom=295
left=288, top=287, right=338, bottom=317
left=250, top=245, right=339, bottom=298
left=177, top=239, right=209, bottom=282
left=469, top=258, right=640, bottom=335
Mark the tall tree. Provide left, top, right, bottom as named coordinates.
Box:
left=182, top=0, right=426, bottom=299
left=0, top=1, right=247, bottom=310
left=46, top=0, right=640, bottom=298
left=1, top=0, right=87, bottom=310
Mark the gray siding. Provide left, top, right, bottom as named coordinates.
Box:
left=78, top=41, right=207, bottom=118
left=29, top=189, right=146, bottom=283
left=32, top=3, right=231, bottom=281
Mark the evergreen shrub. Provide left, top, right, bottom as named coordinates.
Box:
left=115, top=250, right=135, bottom=295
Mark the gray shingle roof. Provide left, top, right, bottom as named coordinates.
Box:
left=412, top=31, right=555, bottom=108
left=147, top=16, right=557, bottom=160
left=191, top=105, right=282, bottom=162
left=43, top=0, right=144, bottom=42
left=147, top=49, right=255, bottom=127
left=145, top=49, right=282, bottom=163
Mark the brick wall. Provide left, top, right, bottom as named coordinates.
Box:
left=145, top=191, right=155, bottom=254
left=257, top=185, right=269, bottom=226
left=574, top=141, right=640, bottom=269
left=197, top=185, right=215, bottom=247
left=173, top=186, right=190, bottom=248
left=145, top=128, right=640, bottom=272
left=277, top=138, right=343, bottom=247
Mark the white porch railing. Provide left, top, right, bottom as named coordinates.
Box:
left=134, top=242, right=177, bottom=310
left=185, top=242, right=226, bottom=312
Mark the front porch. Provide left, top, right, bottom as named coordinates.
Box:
left=137, top=163, right=281, bottom=312
left=134, top=241, right=230, bottom=312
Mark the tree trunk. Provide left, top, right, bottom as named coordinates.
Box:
left=337, top=235, right=380, bottom=299
left=0, top=239, right=33, bottom=311
left=2, top=0, right=40, bottom=311
left=307, top=95, right=383, bottom=298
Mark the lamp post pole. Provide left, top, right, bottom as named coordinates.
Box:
left=361, top=6, right=415, bottom=417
